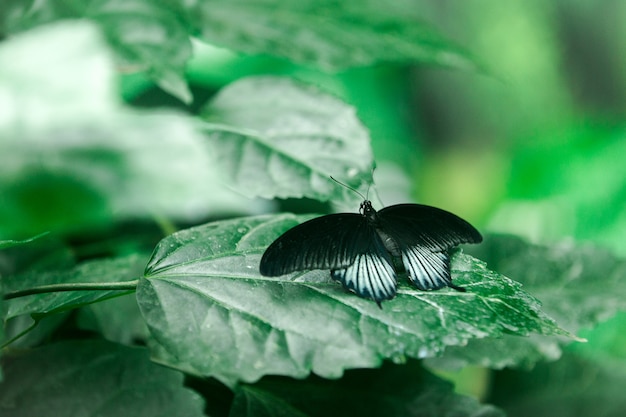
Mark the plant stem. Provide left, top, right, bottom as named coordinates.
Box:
left=2, top=280, right=140, bottom=300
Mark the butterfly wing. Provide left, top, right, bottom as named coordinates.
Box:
left=260, top=213, right=367, bottom=276
left=261, top=213, right=398, bottom=304
left=331, top=225, right=397, bottom=305
left=378, top=204, right=483, bottom=249
left=399, top=244, right=453, bottom=290
left=377, top=204, right=482, bottom=290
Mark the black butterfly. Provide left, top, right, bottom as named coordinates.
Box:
left=260, top=200, right=482, bottom=306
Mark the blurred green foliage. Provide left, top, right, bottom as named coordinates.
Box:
left=178, top=1, right=626, bottom=257
left=1, top=1, right=625, bottom=416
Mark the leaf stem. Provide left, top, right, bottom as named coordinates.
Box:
left=2, top=280, right=140, bottom=300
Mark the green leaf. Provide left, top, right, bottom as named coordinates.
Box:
left=0, top=21, right=247, bottom=238
left=194, top=0, right=479, bottom=71
left=2, top=0, right=192, bottom=102
left=232, top=387, right=310, bottom=417
left=86, top=0, right=193, bottom=103
left=426, top=334, right=563, bottom=372
left=475, top=235, right=626, bottom=332
left=4, top=254, right=147, bottom=319
left=491, top=350, right=626, bottom=417
left=231, top=361, right=504, bottom=417
left=137, top=215, right=571, bottom=386
left=0, top=340, right=205, bottom=417
left=0, top=235, right=75, bottom=277
left=3, top=313, right=69, bottom=350
left=428, top=234, right=626, bottom=370
left=77, top=292, right=150, bottom=345
left=200, top=76, right=374, bottom=203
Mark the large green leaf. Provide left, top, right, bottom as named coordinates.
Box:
left=137, top=214, right=571, bottom=386
left=200, top=76, right=373, bottom=203
left=194, top=0, right=479, bottom=71
left=230, top=361, right=504, bottom=417
left=1, top=0, right=192, bottom=102
left=0, top=21, right=247, bottom=239
left=427, top=234, right=626, bottom=371
left=0, top=340, right=205, bottom=417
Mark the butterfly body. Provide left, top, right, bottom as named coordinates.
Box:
left=260, top=200, right=482, bottom=306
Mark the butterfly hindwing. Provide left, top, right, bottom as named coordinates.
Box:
left=400, top=245, right=451, bottom=290
left=260, top=213, right=369, bottom=276
left=331, top=226, right=397, bottom=305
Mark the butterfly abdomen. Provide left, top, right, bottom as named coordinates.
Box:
left=374, top=228, right=401, bottom=258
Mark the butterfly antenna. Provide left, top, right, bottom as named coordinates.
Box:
left=329, top=176, right=367, bottom=200
left=365, top=165, right=385, bottom=207
left=368, top=164, right=377, bottom=198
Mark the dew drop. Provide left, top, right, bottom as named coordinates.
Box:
left=418, top=346, right=431, bottom=358
left=387, top=325, right=402, bottom=337
left=390, top=352, right=407, bottom=364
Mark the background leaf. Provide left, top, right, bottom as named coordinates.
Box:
left=230, top=360, right=504, bottom=417
left=1, top=0, right=192, bottom=102
left=0, top=21, right=251, bottom=239
left=427, top=234, right=626, bottom=371
left=1, top=234, right=74, bottom=354
left=474, top=235, right=626, bottom=331
left=200, top=76, right=374, bottom=204
left=193, top=0, right=480, bottom=71
left=0, top=340, right=205, bottom=417
left=4, top=254, right=147, bottom=319
left=77, top=292, right=150, bottom=346
left=87, top=0, right=193, bottom=103
left=1, top=0, right=481, bottom=103
left=138, top=214, right=572, bottom=386
left=490, top=350, right=626, bottom=417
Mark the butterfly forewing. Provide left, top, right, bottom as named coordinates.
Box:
left=260, top=214, right=369, bottom=276
left=377, top=204, right=482, bottom=250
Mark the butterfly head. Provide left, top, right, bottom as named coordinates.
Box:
left=359, top=200, right=377, bottom=219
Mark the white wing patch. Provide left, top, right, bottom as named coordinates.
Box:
left=331, top=253, right=397, bottom=304
left=401, top=245, right=451, bottom=290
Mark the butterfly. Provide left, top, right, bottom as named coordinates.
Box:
left=259, top=199, right=482, bottom=307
